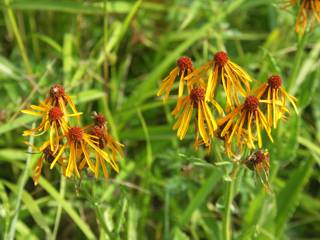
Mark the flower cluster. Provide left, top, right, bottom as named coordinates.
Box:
left=285, top=0, right=320, bottom=33
left=157, top=52, right=298, bottom=186
left=22, top=84, right=124, bottom=185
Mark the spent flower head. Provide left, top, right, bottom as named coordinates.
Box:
left=218, top=94, right=273, bottom=149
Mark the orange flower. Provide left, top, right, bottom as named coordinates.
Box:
left=21, top=103, right=81, bottom=152
left=287, top=0, right=320, bottom=33
left=185, top=51, right=252, bottom=110
left=172, top=86, right=223, bottom=148
left=218, top=95, right=273, bottom=149
left=90, top=125, right=123, bottom=178
left=255, top=75, right=298, bottom=128
left=83, top=113, right=124, bottom=179
left=50, top=126, right=119, bottom=178
left=157, top=56, right=194, bottom=103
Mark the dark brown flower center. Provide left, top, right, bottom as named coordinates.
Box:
left=94, top=114, right=106, bottom=127
left=91, top=126, right=105, bottom=139
left=245, top=150, right=269, bottom=170
left=177, top=56, right=193, bottom=74
left=190, top=87, right=205, bottom=106
left=244, top=96, right=259, bottom=112
left=254, top=150, right=265, bottom=164
left=43, top=147, right=55, bottom=163
left=48, top=107, right=63, bottom=121
left=68, top=126, right=84, bottom=142
left=214, top=51, right=229, bottom=67
left=91, top=126, right=106, bottom=148
left=268, top=75, right=282, bottom=89
left=50, top=84, right=65, bottom=99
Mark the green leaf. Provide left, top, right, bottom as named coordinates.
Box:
left=0, top=149, right=27, bottom=161
left=296, top=69, right=319, bottom=110
left=8, top=0, right=135, bottom=14
left=39, top=178, right=96, bottom=239
left=275, top=158, right=314, bottom=237
left=179, top=169, right=223, bottom=226
left=173, top=227, right=190, bottom=240
left=269, top=114, right=300, bottom=163
left=3, top=181, right=51, bottom=237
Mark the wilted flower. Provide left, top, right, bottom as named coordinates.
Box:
left=286, top=0, right=320, bottom=33
left=218, top=95, right=273, bottom=149
left=50, top=126, right=119, bottom=178
left=255, top=75, right=298, bottom=128
left=157, top=56, right=194, bottom=103
left=90, top=125, right=123, bottom=178
left=172, top=86, right=223, bottom=148
left=32, top=140, right=65, bottom=185
left=244, top=149, right=270, bottom=189
left=185, top=51, right=252, bottom=110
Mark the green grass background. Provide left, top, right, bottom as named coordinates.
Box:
left=0, top=0, right=320, bottom=239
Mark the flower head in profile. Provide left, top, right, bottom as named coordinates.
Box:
left=90, top=124, right=123, bottom=178
left=218, top=95, right=273, bottom=149
left=172, top=86, right=223, bottom=148
left=93, top=112, right=107, bottom=127
left=157, top=56, right=194, bottom=103
left=244, top=149, right=270, bottom=189
left=255, top=75, right=298, bottom=128
left=32, top=140, right=65, bottom=185
left=21, top=103, right=81, bottom=152
left=286, top=0, right=320, bottom=33
left=185, top=51, right=252, bottom=110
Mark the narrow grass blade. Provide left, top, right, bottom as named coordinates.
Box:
left=39, top=177, right=96, bottom=239
left=179, top=169, right=223, bottom=226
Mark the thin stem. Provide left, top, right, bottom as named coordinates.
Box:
left=4, top=0, right=33, bottom=76
left=8, top=123, right=35, bottom=240
left=52, top=174, right=66, bottom=240
left=222, top=164, right=239, bottom=240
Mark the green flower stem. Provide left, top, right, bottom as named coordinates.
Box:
left=222, top=164, right=239, bottom=240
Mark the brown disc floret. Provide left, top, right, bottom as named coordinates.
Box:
left=244, top=96, right=259, bottom=112
left=49, top=84, right=65, bottom=99
left=48, top=107, right=63, bottom=122
left=214, top=51, right=229, bottom=67
left=68, top=126, right=84, bottom=142
left=268, top=75, right=282, bottom=89
left=94, top=114, right=106, bottom=127
left=190, top=87, right=205, bottom=106
left=177, top=56, right=193, bottom=75
left=91, top=125, right=107, bottom=148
